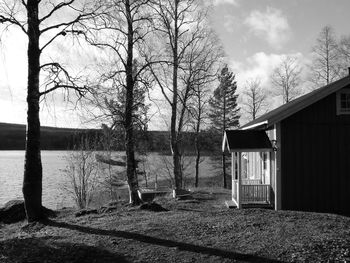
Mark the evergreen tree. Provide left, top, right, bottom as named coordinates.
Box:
left=209, top=65, right=240, bottom=188
left=209, top=65, right=240, bottom=131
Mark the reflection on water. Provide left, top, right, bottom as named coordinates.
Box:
left=0, top=151, right=72, bottom=209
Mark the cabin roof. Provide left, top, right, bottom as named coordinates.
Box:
left=222, top=130, right=272, bottom=152
left=241, top=75, right=350, bottom=130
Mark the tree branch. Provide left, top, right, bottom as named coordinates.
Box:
left=39, top=0, right=75, bottom=23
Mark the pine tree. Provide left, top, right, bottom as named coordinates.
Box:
left=209, top=65, right=240, bottom=188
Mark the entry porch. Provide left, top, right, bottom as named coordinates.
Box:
left=223, top=130, right=275, bottom=209
left=231, top=152, right=273, bottom=208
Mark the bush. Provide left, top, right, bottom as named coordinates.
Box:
left=63, top=136, right=101, bottom=209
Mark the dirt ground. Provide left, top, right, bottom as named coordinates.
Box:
left=0, top=188, right=349, bottom=263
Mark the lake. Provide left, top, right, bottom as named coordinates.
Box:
left=0, top=150, right=217, bottom=209
left=0, top=151, right=74, bottom=209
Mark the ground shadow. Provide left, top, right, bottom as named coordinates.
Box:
left=46, top=220, right=283, bottom=262
left=0, top=236, right=128, bottom=263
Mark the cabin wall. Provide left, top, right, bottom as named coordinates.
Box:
left=281, top=86, right=350, bottom=215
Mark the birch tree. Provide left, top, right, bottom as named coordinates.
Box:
left=0, top=0, right=98, bottom=222
left=338, top=35, right=350, bottom=72
left=81, top=0, right=154, bottom=204
left=271, top=56, right=302, bottom=104
left=242, top=78, right=268, bottom=120
left=185, top=32, right=222, bottom=188
left=149, top=0, right=208, bottom=191
left=310, top=26, right=342, bottom=86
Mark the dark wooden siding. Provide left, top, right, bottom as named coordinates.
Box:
left=281, top=86, right=350, bottom=215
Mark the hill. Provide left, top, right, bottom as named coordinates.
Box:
left=0, top=122, right=221, bottom=152
left=0, top=122, right=98, bottom=150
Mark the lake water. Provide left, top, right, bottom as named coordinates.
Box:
left=0, top=151, right=74, bottom=209
left=0, top=150, right=216, bottom=209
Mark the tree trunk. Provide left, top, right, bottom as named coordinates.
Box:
left=194, top=137, right=200, bottom=188
left=171, top=0, right=183, bottom=191
left=194, top=103, right=201, bottom=188
left=22, top=0, right=44, bottom=222
left=222, top=152, right=227, bottom=188
left=125, top=0, right=141, bottom=205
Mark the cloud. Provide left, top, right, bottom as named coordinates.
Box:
left=231, top=51, right=308, bottom=88
left=228, top=52, right=308, bottom=124
left=212, top=0, right=239, bottom=6
left=223, top=14, right=237, bottom=33
left=244, top=7, right=291, bottom=49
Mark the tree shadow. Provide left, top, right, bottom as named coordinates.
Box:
left=46, top=220, right=283, bottom=262
left=0, top=236, right=128, bottom=263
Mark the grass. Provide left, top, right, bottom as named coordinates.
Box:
left=0, top=188, right=349, bottom=262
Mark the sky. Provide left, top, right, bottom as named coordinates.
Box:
left=1, top=0, right=350, bottom=129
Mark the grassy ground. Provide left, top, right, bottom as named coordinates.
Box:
left=1, top=188, right=349, bottom=263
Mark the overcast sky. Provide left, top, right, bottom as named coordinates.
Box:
left=1, top=0, right=350, bottom=129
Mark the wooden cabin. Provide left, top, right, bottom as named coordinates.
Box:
left=223, top=74, right=350, bottom=215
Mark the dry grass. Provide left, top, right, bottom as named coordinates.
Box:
left=0, top=188, right=349, bottom=263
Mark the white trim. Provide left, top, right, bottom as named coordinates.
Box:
left=237, top=153, right=242, bottom=209
left=241, top=120, right=268, bottom=130
left=231, top=197, right=238, bottom=207
left=336, top=89, right=350, bottom=115
left=222, top=132, right=228, bottom=152
left=230, top=148, right=272, bottom=152
left=231, top=153, right=235, bottom=201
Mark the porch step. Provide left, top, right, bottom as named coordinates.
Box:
left=241, top=202, right=273, bottom=209
left=225, top=200, right=237, bottom=209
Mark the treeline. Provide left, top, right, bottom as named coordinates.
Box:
left=0, top=122, right=96, bottom=150
left=0, top=122, right=221, bottom=153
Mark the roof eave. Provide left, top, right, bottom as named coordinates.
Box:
left=240, top=120, right=268, bottom=130
left=228, top=148, right=272, bottom=152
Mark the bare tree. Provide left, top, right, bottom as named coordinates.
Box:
left=149, top=0, right=208, bottom=192
left=271, top=56, right=302, bottom=104
left=0, top=0, right=98, bottom=222
left=338, top=35, right=350, bottom=72
left=63, top=135, right=101, bottom=209
left=81, top=0, right=157, bottom=205
left=242, top=77, right=268, bottom=120
left=185, top=32, right=222, bottom=188
left=310, top=26, right=342, bottom=86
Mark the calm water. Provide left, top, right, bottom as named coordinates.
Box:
left=0, top=151, right=73, bottom=209
left=0, top=150, right=214, bottom=209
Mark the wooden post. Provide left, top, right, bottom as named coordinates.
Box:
left=268, top=151, right=271, bottom=202
left=237, top=152, right=242, bottom=209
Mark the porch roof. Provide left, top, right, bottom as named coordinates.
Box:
left=222, top=130, right=272, bottom=152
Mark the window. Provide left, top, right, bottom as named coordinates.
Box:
left=336, top=90, right=350, bottom=115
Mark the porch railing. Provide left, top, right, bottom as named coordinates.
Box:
left=242, top=179, right=261, bottom=185
left=232, top=180, right=270, bottom=204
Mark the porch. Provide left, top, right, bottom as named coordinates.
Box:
left=232, top=179, right=272, bottom=207
left=223, top=130, right=275, bottom=209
